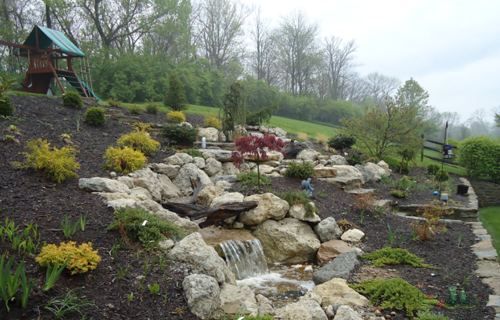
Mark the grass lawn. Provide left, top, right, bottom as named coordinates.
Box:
left=479, top=206, right=500, bottom=263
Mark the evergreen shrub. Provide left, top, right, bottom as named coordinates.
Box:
left=390, top=190, right=409, bottom=199
left=162, top=123, right=198, bottom=146
left=145, top=100, right=159, bottom=114
left=283, top=160, right=314, bottom=179
left=107, top=207, right=187, bottom=251
left=23, top=139, right=80, bottom=183
left=434, top=169, right=450, bottom=182
left=61, top=92, right=83, bottom=108
left=104, top=146, right=146, bottom=173
left=36, top=242, right=101, bottom=275
left=327, top=133, right=356, bottom=154
left=347, top=153, right=363, bottom=166
left=282, top=190, right=319, bottom=218
left=427, top=164, right=440, bottom=175
left=361, top=247, right=435, bottom=268
left=84, top=107, right=106, bottom=126
left=128, top=105, right=142, bottom=114
left=0, top=94, right=13, bottom=116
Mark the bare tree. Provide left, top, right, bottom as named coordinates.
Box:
left=467, top=108, right=491, bottom=135
left=194, top=0, right=252, bottom=71
left=323, top=36, right=359, bottom=100
left=363, top=72, right=401, bottom=107
left=275, top=10, right=322, bottom=96
left=248, top=7, right=277, bottom=85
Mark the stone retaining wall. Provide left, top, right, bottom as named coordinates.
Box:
left=469, top=178, right=500, bottom=208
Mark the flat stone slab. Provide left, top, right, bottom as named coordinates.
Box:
left=473, top=229, right=489, bottom=235
left=345, top=188, right=375, bottom=195
left=475, top=261, right=500, bottom=278
left=474, top=250, right=499, bottom=261
left=465, top=221, right=483, bottom=226
left=487, top=295, right=500, bottom=307
left=477, top=234, right=492, bottom=241
left=472, top=239, right=496, bottom=250
left=482, top=278, right=500, bottom=296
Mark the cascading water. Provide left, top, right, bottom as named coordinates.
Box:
left=220, top=239, right=269, bottom=280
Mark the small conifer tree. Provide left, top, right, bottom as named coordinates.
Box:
left=165, top=73, right=188, bottom=111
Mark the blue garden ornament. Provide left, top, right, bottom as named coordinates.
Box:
left=301, top=178, right=314, bottom=197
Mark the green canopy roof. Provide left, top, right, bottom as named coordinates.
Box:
left=22, top=25, right=85, bottom=57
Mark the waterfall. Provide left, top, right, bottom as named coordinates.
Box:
left=220, top=239, right=269, bottom=280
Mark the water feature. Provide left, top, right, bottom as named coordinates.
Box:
left=220, top=239, right=318, bottom=307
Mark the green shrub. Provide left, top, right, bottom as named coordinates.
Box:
left=145, top=100, right=159, bottom=114
left=282, top=190, right=319, bottom=218
left=361, top=247, right=435, bottom=268
left=165, top=73, right=188, bottom=111
left=182, top=149, right=204, bottom=158
left=84, top=107, right=106, bottom=126
left=117, top=130, right=160, bottom=155
left=204, top=115, right=220, bottom=129
left=346, top=153, right=362, bottom=166
left=36, top=242, right=101, bottom=275
left=397, top=160, right=412, bottom=175
left=349, top=277, right=437, bottom=317
left=104, top=146, right=147, bottom=173
left=0, top=94, right=14, bottom=116
left=167, top=111, right=186, bottom=123
left=459, top=136, right=500, bottom=182
left=435, top=169, right=449, bottom=182
left=128, top=105, right=143, bottom=114
left=23, top=139, right=80, bottom=183
left=107, top=207, right=187, bottom=251
left=327, top=133, right=356, bottom=154
left=236, top=171, right=270, bottom=186
left=396, top=176, right=415, bottom=189
left=107, top=98, right=122, bottom=107
left=284, top=160, right=314, bottom=179
left=162, top=123, right=198, bottom=146
left=427, top=164, right=440, bottom=175
left=61, top=92, right=83, bottom=108
left=390, top=190, right=409, bottom=199
left=246, top=104, right=278, bottom=126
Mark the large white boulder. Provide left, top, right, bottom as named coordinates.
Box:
left=210, top=192, right=245, bottom=207
left=364, top=162, right=386, bottom=181
left=329, top=155, right=348, bottom=166
left=312, top=278, right=369, bottom=308
left=164, top=153, right=193, bottom=166
left=196, top=186, right=225, bottom=206
left=183, top=274, right=220, bottom=319
left=334, top=306, right=363, bottom=320
left=168, top=233, right=236, bottom=284
left=130, top=167, right=180, bottom=200
left=377, top=160, right=392, bottom=176
left=79, top=177, right=131, bottom=194
left=173, top=163, right=214, bottom=195
left=199, top=127, right=219, bottom=141
left=140, top=200, right=200, bottom=233
left=205, top=158, right=222, bottom=176
left=239, top=193, right=290, bottom=226
left=314, top=217, right=342, bottom=242
left=252, top=218, right=321, bottom=263
left=341, top=229, right=365, bottom=242
left=288, top=204, right=321, bottom=223
left=217, top=283, right=258, bottom=316
left=193, top=157, right=206, bottom=169
left=221, top=162, right=240, bottom=176
left=276, top=292, right=327, bottom=320
left=149, top=163, right=180, bottom=180
left=297, top=149, right=320, bottom=161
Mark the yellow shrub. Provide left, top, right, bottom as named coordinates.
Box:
left=104, top=146, right=147, bottom=173
left=317, top=133, right=327, bottom=146
left=117, top=130, right=160, bottom=155
left=131, top=122, right=152, bottom=132
left=36, top=242, right=101, bottom=275
left=167, top=111, right=186, bottom=123
left=298, top=132, right=309, bottom=141
left=204, top=116, right=220, bottom=129
left=23, top=139, right=80, bottom=183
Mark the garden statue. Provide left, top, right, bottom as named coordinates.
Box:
left=301, top=178, right=314, bottom=197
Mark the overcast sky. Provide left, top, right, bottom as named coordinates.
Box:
left=249, top=0, right=500, bottom=122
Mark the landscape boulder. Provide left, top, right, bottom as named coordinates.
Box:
left=341, top=229, right=365, bottom=242
left=79, top=177, right=131, bottom=194
left=314, top=217, right=342, bottom=242
left=210, top=192, right=245, bottom=208
left=164, top=153, right=193, bottom=166
left=276, top=292, right=327, bottom=320
left=317, top=240, right=356, bottom=265
left=193, top=157, right=206, bottom=169
left=312, top=167, right=337, bottom=178
left=312, top=278, right=369, bottom=308
left=140, top=200, right=200, bottom=233
left=313, top=251, right=359, bottom=285
left=217, top=283, right=258, bottom=316
left=182, top=274, right=220, bottom=319
left=149, top=163, right=180, bottom=180
left=377, top=160, right=392, bottom=176
left=334, top=306, right=363, bottom=320
left=221, top=162, right=240, bottom=176
left=329, top=155, right=348, bottom=166
left=199, top=127, right=219, bottom=141
left=253, top=218, right=321, bottom=263
left=288, top=204, right=321, bottom=223
left=364, top=162, right=386, bottom=181
left=205, top=158, right=222, bottom=176
left=239, top=193, right=290, bottom=225
left=168, top=232, right=235, bottom=284
left=173, top=163, right=214, bottom=195
left=297, top=149, right=320, bottom=161
left=196, top=186, right=225, bottom=206
left=355, top=164, right=377, bottom=184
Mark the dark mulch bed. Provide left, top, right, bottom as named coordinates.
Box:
left=0, top=95, right=199, bottom=319
left=1, top=95, right=495, bottom=320
left=366, top=166, right=469, bottom=207
left=230, top=174, right=495, bottom=320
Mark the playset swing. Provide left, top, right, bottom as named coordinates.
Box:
left=0, top=25, right=100, bottom=100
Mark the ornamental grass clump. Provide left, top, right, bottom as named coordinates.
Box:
left=104, top=146, right=147, bottom=173
left=36, top=242, right=101, bottom=275
left=350, top=277, right=437, bottom=317
left=117, top=129, right=160, bottom=155
left=23, top=138, right=80, bottom=183
left=107, top=207, right=187, bottom=251
left=361, top=247, right=436, bottom=268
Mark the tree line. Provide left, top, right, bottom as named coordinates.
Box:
left=1, top=0, right=498, bottom=140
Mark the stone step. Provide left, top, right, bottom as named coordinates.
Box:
left=487, top=295, right=500, bottom=307
left=345, top=188, right=375, bottom=195
left=473, top=228, right=489, bottom=235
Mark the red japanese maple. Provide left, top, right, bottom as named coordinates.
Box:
left=232, top=134, right=286, bottom=190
